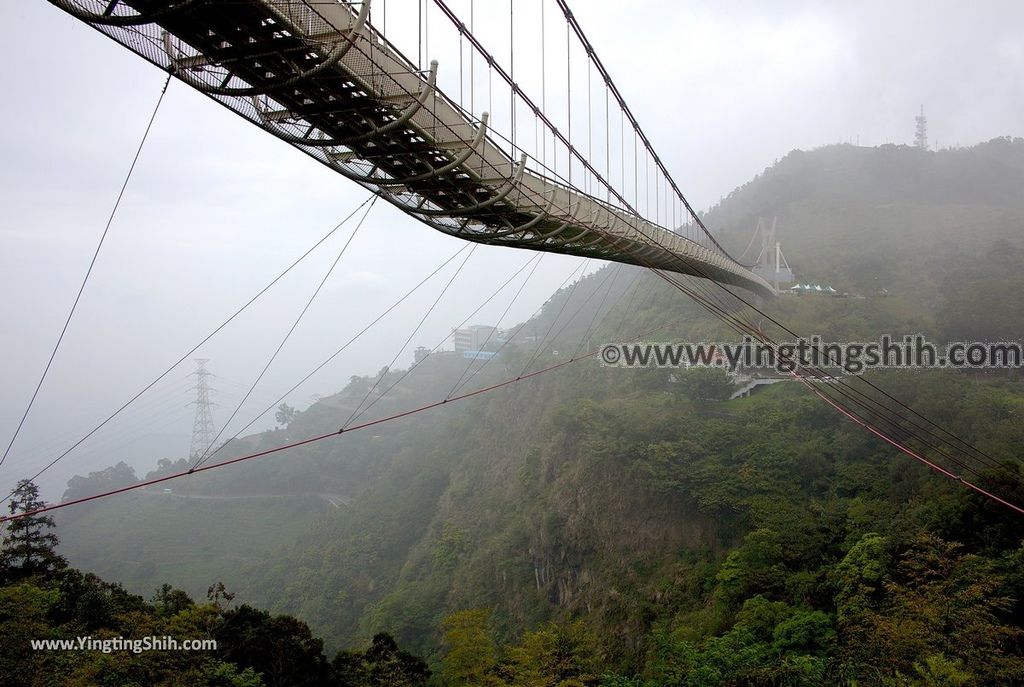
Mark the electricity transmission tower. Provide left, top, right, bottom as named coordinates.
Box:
left=189, top=359, right=217, bottom=460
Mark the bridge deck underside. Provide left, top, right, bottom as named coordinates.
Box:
left=54, top=0, right=774, bottom=297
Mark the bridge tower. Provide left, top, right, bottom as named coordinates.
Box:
left=188, top=359, right=217, bottom=460
left=749, top=218, right=795, bottom=292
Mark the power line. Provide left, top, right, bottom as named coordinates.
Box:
left=538, top=129, right=1015, bottom=494
left=518, top=259, right=591, bottom=375
left=1, top=317, right=684, bottom=524
left=343, top=243, right=478, bottom=428
left=39, top=1, right=1021, bottom=516
left=192, top=196, right=377, bottom=470
left=196, top=243, right=474, bottom=464
left=583, top=217, right=1024, bottom=512
left=0, top=194, right=376, bottom=506
left=0, top=74, right=172, bottom=471
left=348, top=253, right=588, bottom=426
left=447, top=253, right=545, bottom=398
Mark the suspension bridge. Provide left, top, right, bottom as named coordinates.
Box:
left=50, top=0, right=773, bottom=297
left=1, top=0, right=1019, bottom=520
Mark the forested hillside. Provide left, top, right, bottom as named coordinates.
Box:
left=54, top=139, right=1024, bottom=685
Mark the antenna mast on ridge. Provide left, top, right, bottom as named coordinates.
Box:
left=914, top=105, right=929, bottom=149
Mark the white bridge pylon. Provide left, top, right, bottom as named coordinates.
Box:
left=746, top=218, right=795, bottom=292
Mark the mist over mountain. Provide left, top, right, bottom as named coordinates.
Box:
left=46, top=139, right=1024, bottom=683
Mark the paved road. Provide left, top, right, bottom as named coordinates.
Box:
left=139, top=490, right=351, bottom=508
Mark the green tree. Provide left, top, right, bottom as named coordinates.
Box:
left=507, top=621, right=599, bottom=687
left=838, top=533, right=1022, bottom=683
left=1, top=480, right=65, bottom=581
left=834, top=532, right=889, bottom=626
left=199, top=661, right=266, bottom=687
left=275, top=403, right=296, bottom=427
left=675, top=367, right=735, bottom=403
left=153, top=583, right=195, bottom=616
left=714, top=529, right=788, bottom=606
left=440, top=608, right=502, bottom=686
left=207, top=581, right=236, bottom=610
left=0, top=582, right=56, bottom=686
left=904, top=653, right=975, bottom=687
left=62, top=462, right=138, bottom=502
left=215, top=604, right=332, bottom=687
left=873, top=534, right=1021, bottom=683
left=334, top=632, right=430, bottom=686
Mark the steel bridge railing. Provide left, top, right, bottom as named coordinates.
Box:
left=49, top=0, right=775, bottom=297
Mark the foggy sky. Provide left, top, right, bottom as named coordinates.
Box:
left=1, top=0, right=1022, bottom=498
